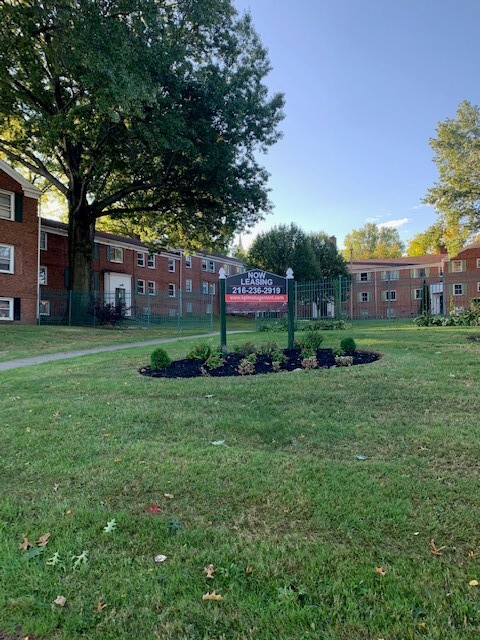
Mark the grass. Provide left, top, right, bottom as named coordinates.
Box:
left=0, top=316, right=253, bottom=362
left=0, top=324, right=479, bottom=639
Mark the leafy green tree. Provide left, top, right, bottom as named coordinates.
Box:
left=406, top=222, right=446, bottom=256
left=0, top=0, right=284, bottom=292
left=424, top=101, right=480, bottom=256
left=342, top=223, right=405, bottom=260
left=246, top=224, right=347, bottom=282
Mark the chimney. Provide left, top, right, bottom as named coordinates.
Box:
left=329, top=235, right=337, bottom=246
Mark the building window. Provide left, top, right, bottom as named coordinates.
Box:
left=0, top=190, right=14, bottom=221
left=209, top=283, right=216, bottom=295
left=414, top=268, right=426, bottom=278
left=414, top=288, right=422, bottom=300
left=137, top=252, right=146, bottom=267
left=359, top=272, right=369, bottom=282
left=169, top=308, right=176, bottom=317
left=451, top=260, right=464, bottom=273
left=39, top=266, right=47, bottom=285
left=168, top=258, right=175, bottom=272
left=168, top=283, right=176, bottom=298
left=147, top=254, right=155, bottom=269
left=384, top=290, right=396, bottom=301
left=185, top=278, right=192, bottom=293
left=109, top=246, right=123, bottom=263
left=0, top=298, right=13, bottom=321
left=477, top=283, right=480, bottom=292
left=382, top=270, right=399, bottom=280
left=186, top=301, right=193, bottom=313
left=202, top=281, right=209, bottom=295
left=185, top=255, right=192, bottom=268
left=202, top=258, right=208, bottom=271
left=137, top=279, right=145, bottom=294
left=39, top=300, right=50, bottom=316
left=477, top=259, right=480, bottom=269
left=453, top=283, right=463, bottom=295
left=236, top=266, right=242, bottom=274
left=40, top=231, right=47, bottom=250
left=148, top=280, right=156, bottom=295
left=208, top=260, right=216, bottom=273
left=0, top=244, right=14, bottom=273
left=206, top=303, right=212, bottom=314
left=223, top=263, right=231, bottom=276
left=360, top=292, right=369, bottom=303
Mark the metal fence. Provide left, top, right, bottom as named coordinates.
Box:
left=38, top=289, right=215, bottom=330
left=295, top=272, right=480, bottom=321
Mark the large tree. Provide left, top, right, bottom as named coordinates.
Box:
left=424, top=101, right=480, bottom=255
left=342, top=222, right=405, bottom=260
left=0, top=0, right=284, bottom=292
left=246, top=223, right=348, bottom=282
left=406, top=222, right=446, bottom=256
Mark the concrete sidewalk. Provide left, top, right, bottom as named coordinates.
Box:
left=0, top=331, right=248, bottom=372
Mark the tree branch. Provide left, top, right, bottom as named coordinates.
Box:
left=94, top=179, right=165, bottom=214
left=0, top=142, right=68, bottom=195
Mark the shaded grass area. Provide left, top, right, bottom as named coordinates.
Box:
left=0, top=316, right=254, bottom=362
left=0, top=326, right=479, bottom=639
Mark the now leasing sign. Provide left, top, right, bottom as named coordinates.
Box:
left=225, top=269, right=287, bottom=303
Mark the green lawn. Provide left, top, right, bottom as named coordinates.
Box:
left=1, top=325, right=479, bottom=639
left=0, top=316, right=253, bottom=362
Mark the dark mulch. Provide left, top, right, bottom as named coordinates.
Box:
left=140, top=348, right=381, bottom=379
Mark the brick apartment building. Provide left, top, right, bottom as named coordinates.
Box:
left=0, top=160, right=41, bottom=323
left=347, top=247, right=480, bottom=319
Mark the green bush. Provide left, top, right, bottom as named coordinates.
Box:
left=340, top=337, right=356, bottom=355
left=257, top=341, right=279, bottom=356
left=413, top=307, right=480, bottom=327
left=186, top=340, right=216, bottom=362
left=296, top=331, right=324, bottom=354
left=233, top=341, right=257, bottom=356
left=204, top=352, right=224, bottom=370
left=297, top=319, right=351, bottom=331
left=150, top=348, right=171, bottom=370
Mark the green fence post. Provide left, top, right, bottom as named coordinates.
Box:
left=177, top=289, right=182, bottom=333
left=210, top=292, right=214, bottom=333
left=68, top=290, right=72, bottom=326
left=287, top=268, right=295, bottom=350
left=147, top=290, right=151, bottom=329
left=219, top=267, right=227, bottom=353
left=387, top=271, right=391, bottom=323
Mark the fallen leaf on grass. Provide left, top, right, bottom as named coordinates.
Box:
left=202, top=591, right=223, bottom=601
left=164, top=493, right=174, bottom=499
left=211, top=440, right=227, bottom=446
left=37, top=532, right=51, bottom=547
left=355, top=454, right=368, bottom=461
left=245, top=566, right=254, bottom=574
left=53, top=484, right=60, bottom=492
left=430, top=538, right=446, bottom=556
left=146, top=503, right=161, bottom=515
left=71, top=550, right=89, bottom=568
left=18, top=537, right=33, bottom=551
left=375, top=567, right=386, bottom=576
left=204, top=564, right=216, bottom=579
left=97, top=600, right=107, bottom=612
left=54, top=595, right=67, bottom=607
left=469, top=580, right=479, bottom=586
left=379, top=481, right=386, bottom=487
left=154, top=554, right=167, bottom=563
left=46, top=552, right=64, bottom=568
left=103, top=519, right=117, bottom=533
left=205, top=395, right=215, bottom=399
left=468, top=551, right=478, bottom=558
left=65, top=510, right=72, bottom=516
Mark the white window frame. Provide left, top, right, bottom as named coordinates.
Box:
left=208, top=259, right=216, bottom=273
left=384, top=290, right=396, bottom=301
left=109, top=247, right=123, bottom=263
left=39, top=266, right=47, bottom=285
left=236, top=266, right=242, bottom=274
left=137, top=279, right=145, bottom=295
left=360, top=292, right=369, bottom=303
left=451, top=260, right=463, bottom=273
left=40, top=231, right=47, bottom=251
left=168, top=283, right=176, bottom=298
left=0, top=189, right=14, bottom=221
left=477, top=259, right=480, bottom=269
left=209, top=282, right=216, bottom=295
left=202, top=281, right=209, bottom=295
left=0, top=297, right=13, bottom=321
left=148, top=280, right=156, bottom=295
left=477, top=282, right=480, bottom=292
left=185, top=278, right=192, bottom=293
left=359, top=272, right=369, bottom=282
left=414, top=288, right=422, bottom=300
left=185, top=255, right=192, bottom=268
left=414, top=268, right=426, bottom=278
left=147, top=254, right=155, bottom=269
left=202, top=259, right=208, bottom=271
left=223, top=264, right=231, bottom=276
left=137, top=252, right=146, bottom=267
left=168, top=258, right=175, bottom=272
left=0, top=244, right=14, bottom=274
left=382, top=270, right=399, bottom=281
left=39, top=300, right=50, bottom=316
left=453, top=283, right=463, bottom=296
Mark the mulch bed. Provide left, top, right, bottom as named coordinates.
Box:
left=140, top=348, right=381, bottom=379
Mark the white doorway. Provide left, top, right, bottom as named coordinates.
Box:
left=104, top=272, right=132, bottom=316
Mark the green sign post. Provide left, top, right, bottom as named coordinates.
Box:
left=218, top=267, right=294, bottom=353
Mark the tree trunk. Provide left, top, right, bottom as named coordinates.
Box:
left=68, top=204, right=95, bottom=293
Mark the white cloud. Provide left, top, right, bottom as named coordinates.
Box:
left=378, top=217, right=410, bottom=229
left=364, top=215, right=382, bottom=223
left=412, top=203, right=433, bottom=210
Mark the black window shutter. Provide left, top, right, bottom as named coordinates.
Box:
left=13, top=298, right=21, bottom=320
left=64, top=268, right=70, bottom=288
left=14, top=193, right=23, bottom=222
left=93, top=271, right=99, bottom=291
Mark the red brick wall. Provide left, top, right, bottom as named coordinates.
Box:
left=0, top=169, right=38, bottom=323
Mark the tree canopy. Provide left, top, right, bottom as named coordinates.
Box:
left=0, top=0, right=284, bottom=290
left=246, top=224, right=348, bottom=282
left=406, top=222, right=446, bottom=256
left=342, top=223, right=405, bottom=260
left=423, top=101, right=480, bottom=256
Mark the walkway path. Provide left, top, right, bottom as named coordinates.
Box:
left=0, top=331, right=249, bottom=372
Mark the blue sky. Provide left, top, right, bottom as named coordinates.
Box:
left=233, top=0, right=480, bottom=250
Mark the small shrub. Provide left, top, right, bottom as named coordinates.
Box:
left=340, top=337, right=356, bottom=355
left=296, top=331, right=324, bottom=353
left=272, top=360, right=283, bottom=372
left=150, top=348, right=171, bottom=370
left=332, top=347, right=345, bottom=356
left=297, top=319, right=351, bottom=331
left=257, top=341, right=279, bottom=356
left=204, top=352, right=224, bottom=370
left=301, top=355, right=318, bottom=370
left=233, top=341, right=257, bottom=356
left=335, top=355, right=353, bottom=367
left=92, top=299, right=127, bottom=326
left=237, top=354, right=256, bottom=376
left=186, top=341, right=215, bottom=362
